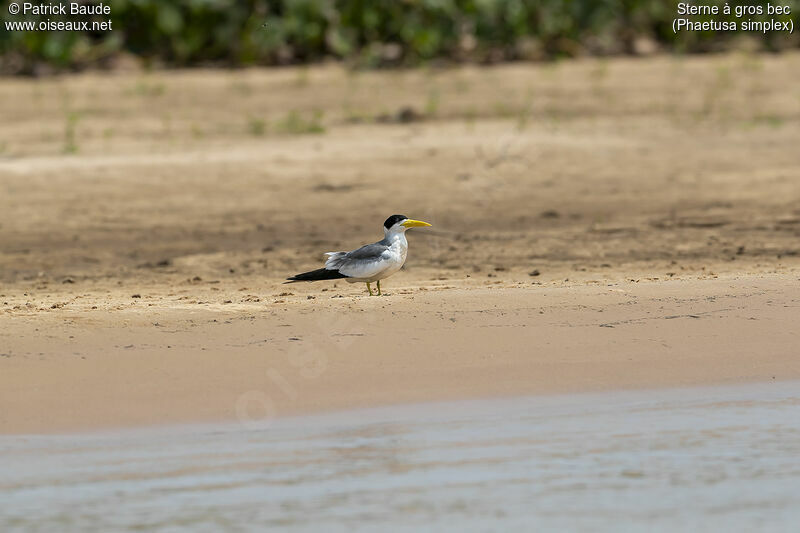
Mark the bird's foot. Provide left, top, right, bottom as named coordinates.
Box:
left=366, top=282, right=374, bottom=296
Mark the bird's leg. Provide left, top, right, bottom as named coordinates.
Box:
left=366, top=282, right=374, bottom=296
left=376, top=280, right=382, bottom=296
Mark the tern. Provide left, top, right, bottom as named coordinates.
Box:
left=287, top=215, right=432, bottom=295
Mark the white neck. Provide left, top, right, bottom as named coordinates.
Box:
left=384, top=227, right=408, bottom=242
left=384, top=227, right=409, bottom=264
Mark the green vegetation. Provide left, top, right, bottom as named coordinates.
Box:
left=63, top=111, right=80, bottom=153
left=247, top=116, right=267, bottom=136
left=1, top=1, right=798, bottom=75
left=276, top=110, right=325, bottom=134
left=131, top=79, right=166, bottom=98
left=424, top=87, right=440, bottom=117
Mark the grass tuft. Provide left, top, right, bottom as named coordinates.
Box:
left=276, top=110, right=325, bottom=135
left=63, top=111, right=80, bottom=154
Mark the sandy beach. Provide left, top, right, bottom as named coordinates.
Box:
left=1, top=52, right=799, bottom=434
left=1, top=275, right=798, bottom=434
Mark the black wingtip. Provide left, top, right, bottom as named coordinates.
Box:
left=286, top=268, right=348, bottom=282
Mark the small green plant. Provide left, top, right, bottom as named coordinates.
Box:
left=133, top=79, right=165, bottom=97
left=493, top=102, right=515, bottom=119
left=425, top=87, right=440, bottom=117
left=161, top=113, right=172, bottom=138
left=342, top=105, right=368, bottom=124
left=230, top=79, right=252, bottom=95
left=63, top=111, right=80, bottom=154
left=463, top=107, right=477, bottom=131
left=738, top=52, right=764, bottom=73
left=247, top=116, right=266, bottom=136
left=753, top=114, right=784, bottom=128
left=517, top=89, right=535, bottom=131
left=276, top=110, right=325, bottom=135
left=589, top=60, right=609, bottom=83
left=453, top=77, right=471, bottom=94
left=294, top=67, right=310, bottom=87
left=516, top=107, right=532, bottom=131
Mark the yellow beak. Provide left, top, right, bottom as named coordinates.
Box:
left=401, top=219, right=432, bottom=228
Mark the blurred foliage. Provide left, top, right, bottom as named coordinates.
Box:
left=1, top=0, right=798, bottom=74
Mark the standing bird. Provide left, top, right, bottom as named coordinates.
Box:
left=286, top=215, right=432, bottom=295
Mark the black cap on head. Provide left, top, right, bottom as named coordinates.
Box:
left=384, top=214, right=408, bottom=229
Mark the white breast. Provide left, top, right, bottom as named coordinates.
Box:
left=342, top=235, right=408, bottom=282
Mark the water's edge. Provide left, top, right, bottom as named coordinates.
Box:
left=2, top=380, right=799, bottom=532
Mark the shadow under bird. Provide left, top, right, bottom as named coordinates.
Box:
left=286, top=215, right=432, bottom=295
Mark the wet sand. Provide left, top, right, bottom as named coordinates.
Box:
left=1, top=275, right=799, bottom=434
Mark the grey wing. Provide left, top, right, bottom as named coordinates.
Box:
left=325, top=242, right=390, bottom=278
left=345, top=243, right=390, bottom=260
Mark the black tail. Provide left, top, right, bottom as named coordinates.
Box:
left=286, top=267, right=348, bottom=283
